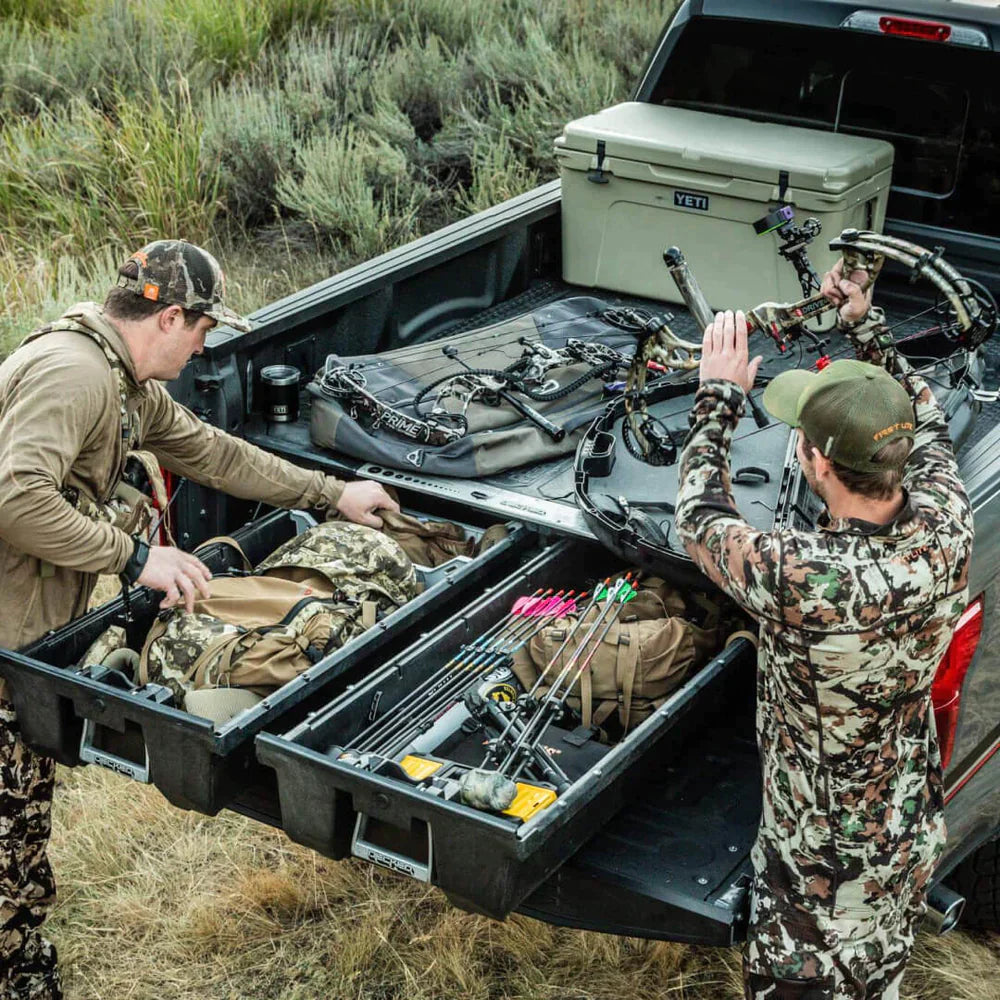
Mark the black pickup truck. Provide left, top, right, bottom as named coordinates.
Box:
left=3, top=0, right=1000, bottom=945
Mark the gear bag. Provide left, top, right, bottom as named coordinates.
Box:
left=308, top=297, right=640, bottom=478
left=511, top=579, right=722, bottom=738
left=101, top=521, right=417, bottom=700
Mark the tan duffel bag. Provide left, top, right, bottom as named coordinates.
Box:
left=510, top=579, right=724, bottom=738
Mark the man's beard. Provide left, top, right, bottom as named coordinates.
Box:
left=801, top=460, right=827, bottom=506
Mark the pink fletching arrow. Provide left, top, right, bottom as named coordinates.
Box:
left=512, top=589, right=554, bottom=615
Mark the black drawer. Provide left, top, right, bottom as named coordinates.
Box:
left=0, top=508, right=531, bottom=817
left=256, top=538, right=753, bottom=919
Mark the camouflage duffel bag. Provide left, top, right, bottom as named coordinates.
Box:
left=131, top=521, right=418, bottom=700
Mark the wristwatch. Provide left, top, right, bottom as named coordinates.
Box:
left=121, top=535, right=151, bottom=585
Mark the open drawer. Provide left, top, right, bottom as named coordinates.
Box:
left=256, top=538, right=755, bottom=919
left=0, top=507, right=531, bottom=817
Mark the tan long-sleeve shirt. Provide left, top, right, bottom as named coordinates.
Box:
left=0, top=302, right=344, bottom=664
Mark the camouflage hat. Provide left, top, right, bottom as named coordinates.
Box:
left=116, top=240, right=252, bottom=332
left=762, top=359, right=915, bottom=472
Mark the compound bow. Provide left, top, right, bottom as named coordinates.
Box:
left=622, top=229, right=998, bottom=466
left=318, top=337, right=633, bottom=446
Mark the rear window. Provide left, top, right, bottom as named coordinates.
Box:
left=649, top=18, right=998, bottom=237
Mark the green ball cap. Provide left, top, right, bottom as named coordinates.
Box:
left=762, top=359, right=915, bottom=472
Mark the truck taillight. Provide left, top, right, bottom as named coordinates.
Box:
left=879, top=16, right=951, bottom=42
left=932, top=597, right=984, bottom=770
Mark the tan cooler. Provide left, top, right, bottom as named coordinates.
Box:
left=557, top=103, right=894, bottom=311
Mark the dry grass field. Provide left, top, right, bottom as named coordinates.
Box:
left=47, top=762, right=1000, bottom=1000
left=5, top=0, right=1000, bottom=995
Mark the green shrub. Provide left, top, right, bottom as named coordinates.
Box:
left=274, top=26, right=388, bottom=128
left=163, top=0, right=272, bottom=77
left=201, top=83, right=297, bottom=228
left=0, top=2, right=213, bottom=122
left=275, top=125, right=426, bottom=261
left=377, top=34, right=463, bottom=143
left=0, top=240, right=120, bottom=356
left=0, top=89, right=217, bottom=251
left=0, top=0, right=92, bottom=28
left=455, top=129, right=542, bottom=216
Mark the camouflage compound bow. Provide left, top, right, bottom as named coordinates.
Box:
left=622, top=228, right=998, bottom=466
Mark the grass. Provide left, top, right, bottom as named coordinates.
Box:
left=0, top=0, right=657, bottom=355
left=5, top=0, right=999, bottom=996
left=48, top=764, right=1000, bottom=999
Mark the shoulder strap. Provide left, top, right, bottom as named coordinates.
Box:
left=138, top=616, right=169, bottom=686
left=193, top=535, right=253, bottom=572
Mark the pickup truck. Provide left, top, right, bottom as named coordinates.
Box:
left=5, top=0, right=1000, bottom=945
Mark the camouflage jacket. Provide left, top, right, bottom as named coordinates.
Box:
left=675, top=316, right=974, bottom=921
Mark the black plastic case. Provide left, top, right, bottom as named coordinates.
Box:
left=256, top=538, right=754, bottom=919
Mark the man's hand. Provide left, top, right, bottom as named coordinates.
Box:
left=137, top=547, right=212, bottom=612
left=335, top=479, right=400, bottom=528
left=700, top=311, right=762, bottom=394
left=821, top=257, right=873, bottom=325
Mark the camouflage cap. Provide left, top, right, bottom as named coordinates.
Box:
left=762, top=359, right=915, bottom=472
left=116, top=240, right=252, bottom=332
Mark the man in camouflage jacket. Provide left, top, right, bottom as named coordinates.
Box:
left=0, top=241, right=399, bottom=999
left=674, top=265, right=973, bottom=1000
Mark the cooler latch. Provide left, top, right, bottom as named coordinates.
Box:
left=587, top=140, right=610, bottom=184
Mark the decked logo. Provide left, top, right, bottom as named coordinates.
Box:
left=674, top=190, right=710, bottom=212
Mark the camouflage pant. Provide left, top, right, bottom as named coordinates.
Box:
left=0, top=702, right=61, bottom=1000
left=743, top=878, right=923, bottom=1000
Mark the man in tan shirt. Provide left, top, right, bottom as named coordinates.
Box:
left=0, top=240, right=398, bottom=999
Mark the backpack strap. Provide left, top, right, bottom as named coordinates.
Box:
left=24, top=317, right=134, bottom=454
left=138, top=615, right=249, bottom=690
left=580, top=651, right=595, bottom=727
left=588, top=626, right=637, bottom=732
left=137, top=616, right=169, bottom=686
left=193, top=535, right=253, bottom=572
left=617, top=628, right=640, bottom=736
left=189, top=630, right=258, bottom=689
left=361, top=600, right=379, bottom=629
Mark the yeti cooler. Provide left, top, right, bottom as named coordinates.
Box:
left=557, top=103, right=894, bottom=310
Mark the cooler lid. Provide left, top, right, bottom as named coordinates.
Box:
left=557, top=103, right=894, bottom=195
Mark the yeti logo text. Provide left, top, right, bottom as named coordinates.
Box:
left=674, top=191, right=709, bottom=212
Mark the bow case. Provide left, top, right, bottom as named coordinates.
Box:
left=307, top=297, right=639, bottom=478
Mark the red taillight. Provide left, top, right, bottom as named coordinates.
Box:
left=879, top=16, right=952, bottom=42
left=932, top=596, right=984, bottom=769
